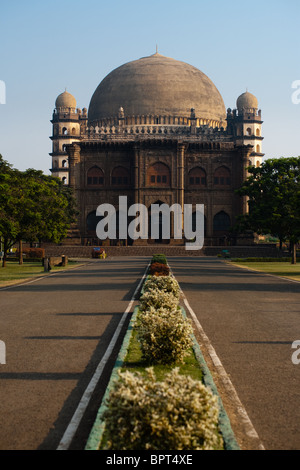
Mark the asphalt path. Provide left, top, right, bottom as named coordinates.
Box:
left=169, top=256, right=300, bottom=450
left=0, top=257, right=148, bottom=450
left=1, top=255, right=300, bottom=451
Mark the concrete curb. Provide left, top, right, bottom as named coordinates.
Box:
left=85, top=299, right=240, bottom=450
left=85, top=304, right=140, bottom=450
left=180, top=307, right=240, bottom=450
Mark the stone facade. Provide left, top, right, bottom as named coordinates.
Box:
left=50, top=53, right=264, bottom=247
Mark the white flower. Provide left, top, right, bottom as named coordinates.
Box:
left=103, top=368, right=223, bottom=450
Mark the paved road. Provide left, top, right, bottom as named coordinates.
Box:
left=169, top=257, right=300, bottom=450
left=1, top=255, right=299, bottom=450
left=0, top=257, right=148, bottom=450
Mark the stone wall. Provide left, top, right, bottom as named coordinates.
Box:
left=44, top=244, right=282, bottom=259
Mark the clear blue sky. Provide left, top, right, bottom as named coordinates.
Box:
left=0, top=0, right=299, bottom=174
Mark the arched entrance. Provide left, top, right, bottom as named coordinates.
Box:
left=86, top=210, right=103, bottom=245
left=213, top=210, right=231, bottom=245
left=213, top=211, right=231, bottom=233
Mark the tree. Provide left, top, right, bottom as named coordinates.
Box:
left=0, top=155, right=77, bottom=267
left=19, top=168, right=78, bottom=246
left=236, top=157, right=300, bottom=264
left=0, top=157, right=23, bottom=266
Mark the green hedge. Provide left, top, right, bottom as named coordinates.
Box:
left=231, top=257, right=298, bottom=262
left=4, top=257, right=43, bottom=263
left=151, top=254, right=167, bottom=265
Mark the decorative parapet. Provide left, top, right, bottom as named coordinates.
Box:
left=81, top=124, right=230, bottom=142
left=227, top=107, right=262, bottom=121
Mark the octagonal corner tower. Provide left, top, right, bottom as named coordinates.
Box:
left=88, top=52, right=226, bottom=127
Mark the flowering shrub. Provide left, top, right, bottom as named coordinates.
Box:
left=149, top=262, right=169, bottom=276
left=136, top=307, right=193, bottom=364
left=103, top=367, right=223, bottom=450
left=139, top=289, right=179, bottom=312
left=151, top=254, right=167, bottom=265
left=143, top=275, right=180, bottom=299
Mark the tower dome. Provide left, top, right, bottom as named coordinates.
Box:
left=88, top=53, right=226, bottom=126
left=55, top=90, right=76, bottom=110
left=236, top=91, right=258, bottom=112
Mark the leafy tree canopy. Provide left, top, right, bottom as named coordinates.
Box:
left=236, top=157, right=300, bottom=263
left=0, top=155, right=77, bottom=266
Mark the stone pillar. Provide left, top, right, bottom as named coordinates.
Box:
left=133, top=143, right=140, bottom=205
left=239, top=145, right=253, bottom=214
left=177, top=142, right=186, bottom=234
left=207, top=157, right=214, bottom=239
left=67, top=143, right=82, bottom=244
left=118, top=107, right=125, bottom=133
left=190, top=108, right=197, bottom=135
left=68, top=143, right=81, bottom=190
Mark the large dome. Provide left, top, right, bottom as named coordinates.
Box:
left=88, top=53, right=226, bottom=125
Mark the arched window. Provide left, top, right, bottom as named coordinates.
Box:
left=71, top=127, right=76, bottom=135
left=62, top=127, right=68, bottom=135
left=256, top=144, right=260, bottom=153
left=214, top=166, right=231, bottom=186
left=53, top=160, right=58, bottom=168
left=188, top=167, right=207, bottom=187
left=87, top=166, right=104, bottom=187
left=147, top=162, right=170, bottom=186
left=246, top=127, right=252, bottom=136
left=62, top=160, right=67, bottom=168
left=62, top=176, right=67, bottom=185
left=256, top=128, right=260, bottom=136
left=111, top=166, right=130, bottom=187
left=213, top=211, right=231, bottom=234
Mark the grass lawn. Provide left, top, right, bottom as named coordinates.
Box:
left=0, top=260, right=81, bottom=287
left=229, top=260, right=300, bottom=281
